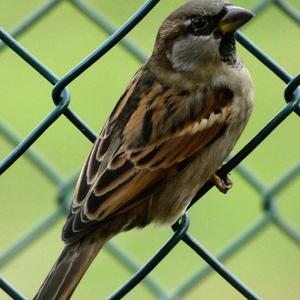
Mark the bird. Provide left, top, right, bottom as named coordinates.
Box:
left=34, top=1, right=254, bottom=299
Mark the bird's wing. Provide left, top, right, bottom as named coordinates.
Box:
left=62, top=68, right=233, bottom=243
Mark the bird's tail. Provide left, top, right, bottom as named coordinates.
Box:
left=33, top=236, right=107, bottom=300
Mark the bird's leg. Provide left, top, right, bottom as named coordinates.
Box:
left=211, top=173, right=232, bottom=194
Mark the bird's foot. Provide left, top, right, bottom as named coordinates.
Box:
left=211, top=173, right=232, bottom=194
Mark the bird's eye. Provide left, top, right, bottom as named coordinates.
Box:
left=191, top=17, right=208, bottom=35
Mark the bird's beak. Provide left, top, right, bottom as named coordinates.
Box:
left=219, top=6, right=254, bottom=33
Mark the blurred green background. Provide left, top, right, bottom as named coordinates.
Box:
left=0, top=0, right=299, bottom=299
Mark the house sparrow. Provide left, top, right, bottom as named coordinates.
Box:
left=34, top=0, right=254, bottom=299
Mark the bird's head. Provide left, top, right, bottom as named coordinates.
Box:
left=152, top=0, right=254, bottom=75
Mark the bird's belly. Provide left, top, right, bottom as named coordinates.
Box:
left=151, top=125, right=241, bottom=225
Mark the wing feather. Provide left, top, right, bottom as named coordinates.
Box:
left=62, top=67, right=233, bottom=243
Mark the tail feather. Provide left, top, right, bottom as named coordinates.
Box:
left=34, top=236, right=107, bottom=300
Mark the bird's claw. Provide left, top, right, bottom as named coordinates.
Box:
left=211, top=173, right=232, bottom=194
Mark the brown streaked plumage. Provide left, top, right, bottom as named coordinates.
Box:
left=34, top=1, right=254, bottom=299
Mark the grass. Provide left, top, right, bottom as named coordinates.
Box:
left=0, top=0, right=299, bottom=299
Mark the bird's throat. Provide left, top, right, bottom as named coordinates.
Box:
left=219, top=33, right=237, bottom=65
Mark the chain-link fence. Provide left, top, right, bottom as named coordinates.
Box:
left=0, top=0, right=299, bottom=299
